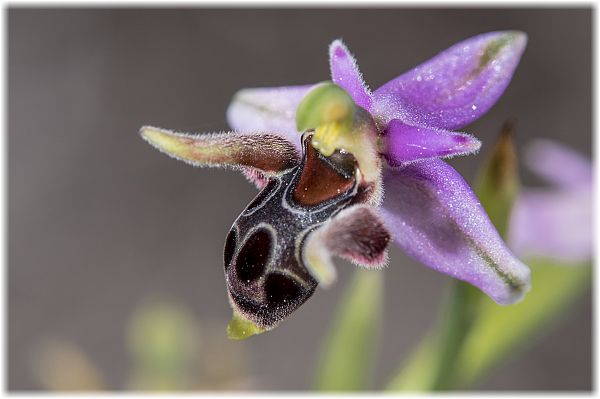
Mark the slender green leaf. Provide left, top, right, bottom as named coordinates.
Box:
left=314, top=269, right=383, bottom=391
left=385, top=334, right=435, bottom=391
left=454, top=258, right=591, bottom=387
left=385, top=280, right=481, bottom=391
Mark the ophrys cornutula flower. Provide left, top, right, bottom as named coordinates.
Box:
left=141, top=31, right=530, bottom=337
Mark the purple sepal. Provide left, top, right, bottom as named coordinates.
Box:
left=226, top=85, right=315, bottom=151
left=372, top=31, right=527, bottom=130
left=329, top=39, right=372, bottom=110
left=383, top=119, right=481, bottom=166
left=380, top=159, right=530, bottom=304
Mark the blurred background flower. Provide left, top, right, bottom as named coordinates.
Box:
left=509, top=139, right=593, bottom=262
left=448, top=136, right=593, bottom=390
left=30, top=299, right=255, bottom=391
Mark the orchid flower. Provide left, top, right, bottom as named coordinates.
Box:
left=140, top=31, right=530, bottom=336
left=509, top=139, right=593, bottom=263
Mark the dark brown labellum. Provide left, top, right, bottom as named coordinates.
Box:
left=235, top=228, right=272, bottom=283
left=224, top=133, right=370, bottom=329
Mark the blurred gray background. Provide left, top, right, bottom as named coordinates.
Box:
left=9, top=8, right=592, bottom=391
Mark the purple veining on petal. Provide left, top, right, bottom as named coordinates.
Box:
left=383, top=119, right=481, bottom=165
left=329, top=39, right=373, bottom=110
left=372, top=31, right=527, bottom=130
left=226, top=85, right=315, bottom=151
left=380, top=159, right=530, bottom=304
left=508, top=140, right=592, bottom=262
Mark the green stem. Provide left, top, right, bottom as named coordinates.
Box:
left=429, top=281, right=481, bottom=390
left=314, top=270, right=383, bottom=391
left=384, top=281, right=480, bottom=391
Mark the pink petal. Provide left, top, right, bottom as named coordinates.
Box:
left=383, top=119, right=481, bottom=166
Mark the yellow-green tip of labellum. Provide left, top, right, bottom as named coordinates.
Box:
left=227, top=310, right=265, bottom=340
